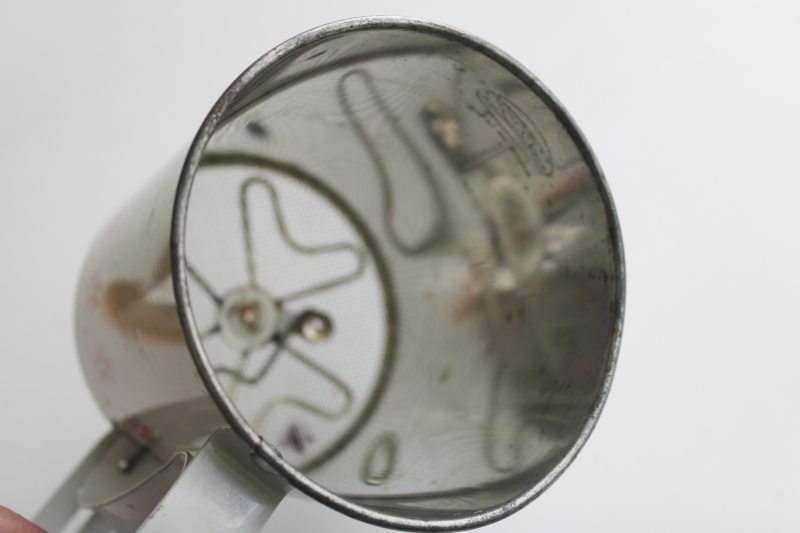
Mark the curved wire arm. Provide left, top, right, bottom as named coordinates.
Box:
left=251, top=343, right=355, bottom=431
left=240, top=176, right=368, bottom=300
left=214, top=343, right=284, bottom=385
left=187, top=262, right=223, bottom=306
left=337, top=68, right=446, bottom=255
left=187, top=169, right=366, bottom=425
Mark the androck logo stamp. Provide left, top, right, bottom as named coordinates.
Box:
left=476, top=88, right=554, bottom=176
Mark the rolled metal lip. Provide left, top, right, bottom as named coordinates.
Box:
left=171, top=15, right=626, bottom=532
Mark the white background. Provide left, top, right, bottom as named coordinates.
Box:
left=1, top=1, right=798, bottom=531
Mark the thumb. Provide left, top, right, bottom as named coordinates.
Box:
left=0, top=506, right=48, bottom=533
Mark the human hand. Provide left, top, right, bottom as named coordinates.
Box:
left=0, top=506, right=47, bottom=533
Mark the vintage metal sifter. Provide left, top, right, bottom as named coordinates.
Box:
left=34, top=16, right=624, bottom=533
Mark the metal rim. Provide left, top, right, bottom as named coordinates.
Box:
left=171, top=15, right=625, bottom=532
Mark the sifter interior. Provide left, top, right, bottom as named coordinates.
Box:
left=173, top=16, right=624, bottom=531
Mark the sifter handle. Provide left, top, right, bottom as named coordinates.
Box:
left=34, top=428, right=292, bottom=533
left=136, top=429, right=290, bottom=533
left=34, top=430, right=121, bottom=532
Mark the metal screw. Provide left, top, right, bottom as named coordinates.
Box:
left=299, top=311, right=332, bottom=342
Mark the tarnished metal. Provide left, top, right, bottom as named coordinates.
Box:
left=61, top=16, right=624, bottom=532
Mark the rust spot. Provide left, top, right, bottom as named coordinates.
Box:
left=125, top=416, right=159, bottom=446
left=449, top=279, right=484, bottom=324
left=93, top=346, right=115, bottom=384
left=104, top=281, right=184, bottom=344
left=282, top=424, right=314, bottom=454
left=88, top=270, right=103, bottom=309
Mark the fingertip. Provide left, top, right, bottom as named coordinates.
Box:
left=0, top=506, right=48, bottom=533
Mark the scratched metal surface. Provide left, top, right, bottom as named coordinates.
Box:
left=0, top=1, right=798, bottom=532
